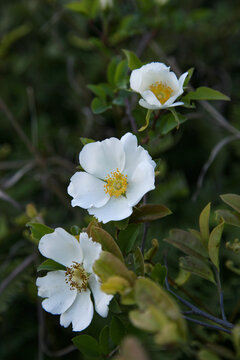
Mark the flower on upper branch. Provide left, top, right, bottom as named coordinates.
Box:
left=36, top=228, right=112, bottom=332
left=130, top=62, right=188, bottom=110
left=67, top=133, right=156, bottom=223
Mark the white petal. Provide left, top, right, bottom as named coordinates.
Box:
left=89, top=274, right=113, bottom=317
left=39, top=228, right=83, bottom=267
left=60, top=290, right=94, bottom=332
left=141, top=90, right=161, bottom=107
left=88, top=196, right=132, bottom=223
left=164, top=101, right=184, bottom=108
left=80, top=138, right=125, bottom=180
left=79, top=232, right=102, bottom=273
left=126, top=162, right=155, bottom=206
left=120, top=133, right=156, bottom=179
left=139, top=98, right=161, bottom=110
left=178, top=71, right=188, bottom=89
left=36, top=271, right=77, bottom=315
left=68, top=172, right=110, bottom=209
left=130, top=68, right=143, bottom=92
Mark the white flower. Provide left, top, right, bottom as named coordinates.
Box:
left=36, top=228, right=112, bottom=332
left=67, top=133, right=156, bottom=224
left=130, top=62, right=188, bottom=110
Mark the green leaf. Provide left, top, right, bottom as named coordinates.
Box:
left=232, top=325, right=240, bottom=357
left=208, top=221, right=224, bottom=270
left=164, top=229, right=208, bottom=259
left=91, top=226, right=124, bottom=262
left=27, top=222, right=54, bottom=241
left=118, top=223, right=140, bottom=254
left=91, top=97, right=112, bottom=114
left=99, top=325, right=109, bottom=355
left=0, top=24, right=32, bottom=58
left=199, top=202, right=211, bottom=247
left=138, top=109, right=152, bottom=132
left=184, top=67, right=194, bottom=87
left=180, top=256, right=215, bottom=283
left=158, top=112, right=187, bottom=135
left=169, top=108, right=180, bottom=129
left=133, top=247, right=144, bottom=276
left=110, top=316, right=125, bottom=345
left=72, top=335, right=99, bottom=358
left=185, top=86, right=230, bottom=101
left=80, top=137, right=95, bottom=146
left=151, top=263, right=167, bottom=287
left=113, top=217, right=129, bottom=230
left=220, top=193, right=240, bottom=213
left=174, top=268, right=191, bottom=286
left=122, top=49, right=142, bottom=70
left=65, top=0, right=99, bottom=18
left=107, top=57, right=119, bottom=86
left=37, top=259, right=65, bottom=272
left=88, top=84, right=107, bottom=100
left=216, top=209, right=240, bottom=228
left=198, top=349, right=221, bottom=360
left=114, top=59, right=128, bottom=88
left=130, top=204, right=172, bottom=223
left=144, top=238, right=159, bottom=261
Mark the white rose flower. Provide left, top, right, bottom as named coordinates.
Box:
left=36, top=228, right=113, bottom=332
left=67, top=132, right=156, bottom=224
left=130, top=62, right=188, bottom=110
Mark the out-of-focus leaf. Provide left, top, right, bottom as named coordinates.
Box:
left=113, top=217, right=129, bottom=230
left=65, top=0, right=99, bottom=18
left=150, top=263, right=167, bottom=287
left=184, top=86, right=230, bottom=101
left=118, top=223, right=140, bottom=254
left=158, top=112, right=187, bottom=135
left=101, top=276, right=130, bottom=295
left=199, top=202, right=211, bottom=247
left=27, top=222, right=54, bottom=241
left=110, top=316, right=125, bottom=345
left=122, top=49, right=142, bottom=70
left=144, top=238, right=159, bottom=261
left=80, top=137, right=95, bottom=146
left=130, top=204, right=172, bottom=223
left=72, top=334, right=99, bottom=358
left=134, top=247, right=144, bottom=276
left=198, top=349, right=220, bottom=360
left=164, top=229, right=208, bottom=259
left=88, top=84, right=107, bottom=100
left=220, top=193, right=240, bottom=213
left=175, top=268, right=191, bottom=286
left=232, top=325, right=240, bottom=357
left=180, top=256, right=215, bottom=283
left=91, top=226, right=124, bottom=262
left=138, top=109, right=152, bottom=132
left=107, top=57, right=119, bottom=86
left=225, top=260, right=240, bottom=276
left=114, top=60, right=128, bottom=88
left=208, top=221, right=224, bottom=270
left=70, top=225, right=80, bottom=235
left=37, top=259, right=65, bottom=272
left=216, top=209, right=240, bottom=228
left=184, top=68, right=194, bottom=87
left=99, top=325, right=109, bottom=356
left=0, top=24, right=32, bottom=58
left=91, top=97, right=112, bottom=114
left=114, top=336, right=149, bottom=360
left=93, top=251, right=136, bottom=284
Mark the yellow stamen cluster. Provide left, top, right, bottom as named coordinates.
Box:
left=149, top=81, right=173, bottom=104
left=104, top=168, right=128, bottom=198
left=65, top=262, right=88, bottom=292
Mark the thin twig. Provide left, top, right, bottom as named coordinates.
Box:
left=0, top=253, right=37, bottom=295
left=183, top=316, right=232, bottom=334
left=141, top=194, right=148, bottom=253
left=125, top=98, right=138, bottom=133
left=44, top=345, right=77, bottom=357
left=213, top=266, right=227, bottom=321
left=192, top=135, right=239, bottom=201
left=2, top=161, right=35, bottom=189
left=0, top=188, right=23, bottom=210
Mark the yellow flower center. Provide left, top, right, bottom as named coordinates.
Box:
left=65, top=262, right=88, bottom=292
left=149, top=81, right=173, bottom=104
left=104, top=168, right=128, bottom=198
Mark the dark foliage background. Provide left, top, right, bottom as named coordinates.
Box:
left=1, top=0, right=240, bottom=359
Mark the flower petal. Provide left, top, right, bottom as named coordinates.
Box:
left=89, top=274, right=113, bottom=317
left=88, top=196, right=132, bottom=223
left=141, top=90, right=161, bottom=107
left=68, top=172, right=110, bottom=209
left=178, top=71, right=188, bottom=89
left=139, top=98, right=161, bottom=110
left=165, top=101, right=184, bottom=108
left=36, top=271, right=77, bottom=315
left=121, top=133, right=156, bottom=179
left=60, top=290, right=94, bottom=331
left=80, top=138, right=125, bottom=180
left=126, top=162, right=155, bottom=206
left=79, top=232, right=102, bottom=273
left=39, top=228, right=83, bottom=267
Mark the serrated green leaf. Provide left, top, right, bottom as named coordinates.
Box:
left=37, top=259, right=65, bottom=272
left=91, top=226, right=124, bottom=262
left=208, top=221, right=224, bottom=270
left=199, top=202, right=211, bottom=247
left=180, top=256, right=215, bottom=283
left=134, top=247, right=144, bottom=276
left=91, top=97, right=112, bottom=114
left=118, top=223, right=140, bottom=254
left=72, top=335, right=99, bottom=358
left=27, top=222, right=54, bottom=241
left=185, top=86, right=230, bottom=101
left=122, top=49, right=142, bottom=70
left=130, top=204, right=172, bottom=223
left=158, top=112, right=187, bottom=135
left=220, top=193, right=240, bottom=213
left=110, top=316, right=125, bottom=345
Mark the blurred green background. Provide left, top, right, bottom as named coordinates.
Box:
left=1, top=0, right=240, bottom=359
